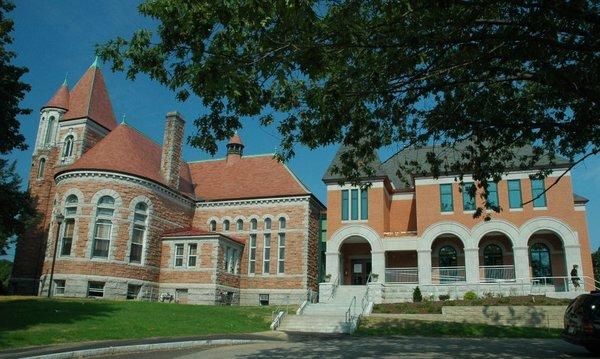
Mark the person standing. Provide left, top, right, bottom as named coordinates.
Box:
left=571, top=264, right=580, bottom=290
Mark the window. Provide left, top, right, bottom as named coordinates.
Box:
left=440, top=184, right=453, bottom=212
left=92, top=196, right=114, bottom=258
left=264, top=218, right=272, bottom=230
left=87, top=281, right=105, bottom=297
left=530, top=243, right=552, bottom=278
left=54, top=280, right=65, bottom=295
left=487, top=182, right=499, bottom=208
left=250, top=218, right=257, bottom=231
left=263, top=234, right=271, bottom=274
left=127, top=284, right=141, bottom=300
left=351, top=189, right=358, bottom=220
left=129, top=202, right=148, bottom=263
left=278, top=233, right=285, bottom=274
left=37, top=158, right=46, bottom=179
left=45, top=116, right=56, bottom=145
left=531, top=179, right=547, bottom=207
left=209, top=220, right=217, bottom=231
left=63, top=135, right=74, bottom=158
left=174, top=244, right=184, bottom=267
left=462, top=182, right=475, bottom=211
left=278, top=217, right=286, bottom=230
left=230, top=249, right=238, bottom=274
left=439, top=246, right=458, bottom=267
left=65, top=194, right=78, bottom=216
left=60, top=219, right=74, bottom=256
left=341, top=190, right=349, bottom=220
left=188, top=243, right=197, bottom=267
left=259, top=293, right=269, bottom=306
left=236, top=219, right=243, bottom=231
left=249, top=234, right=257, bottom=274
left=508, top=179, right=522, bottom=209
left=360, top=188, right=368, bottom=220
left=483, top=244, right=503, bottom=266
left=224, top=247, right=231, bottom=271
left=223, top=219, right=230, bottom=231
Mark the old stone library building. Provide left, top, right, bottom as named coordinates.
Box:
left=10, top=60, right=595, bottom=305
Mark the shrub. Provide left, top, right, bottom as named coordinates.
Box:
left=413, top=286, right=423, bottom=302
left=438, top=294, right=450, bottom=301
left=463, top=291, right=477, bottom=301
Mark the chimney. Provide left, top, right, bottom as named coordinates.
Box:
left=160, top=111, right=185, bottom=189
left=226, top=132, right=244, bottom=164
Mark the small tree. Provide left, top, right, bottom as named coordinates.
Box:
left=592, top=247, right=600, bottom=284
left=413, top=286, right=423, bottom=303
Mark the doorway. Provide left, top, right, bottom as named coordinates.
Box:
left=351, top=258, right=372, bottom=285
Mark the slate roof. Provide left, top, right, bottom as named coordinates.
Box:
left=322, top=144, right=387, bottom=183
left=42, top=82, right=69, bottom=110
left=162, top=227, right=245, bottom=245
left=573, top=193, right=589, bottom=204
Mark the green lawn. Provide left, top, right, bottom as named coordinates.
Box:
left=0, top=296, right=272, bottom=349
left=356, top=318, right=562, bottom=339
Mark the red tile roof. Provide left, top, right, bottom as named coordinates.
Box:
left=62, top=65, right=117, bottom=131
left=57, top=124, right=194, bottom=196
left=162, top=227, right=245, bottom=245
left=188, top=154, right=310, bottom=201
left=42, top=83, right=69, bottom=110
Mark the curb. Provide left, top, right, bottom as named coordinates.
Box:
left=21, top=339, right=268, bottom=359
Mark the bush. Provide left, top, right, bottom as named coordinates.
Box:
left=413, top=286, right=423, bottom=302
left=463, top=291, right=477, bottom=301
left=438, top=294, right=450, bottom=301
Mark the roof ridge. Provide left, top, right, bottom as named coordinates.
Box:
left=187, top=153, right=275, bottom=164
left=83, top=67, right=97, bottom=123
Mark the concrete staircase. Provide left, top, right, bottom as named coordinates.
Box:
left=277, top=285, right=370, bottom=334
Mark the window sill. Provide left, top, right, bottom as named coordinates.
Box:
left=533, top=207, right=548, bottom=211
left=341, top=220, right=368, bottom=223
left=509, top=208, right=523, bottom=212
left=463, top=210, right=476, bottom=214
left=440, top=212, right=454, bottom=215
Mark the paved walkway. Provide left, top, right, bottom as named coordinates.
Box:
left=96, top=336, right=592, bottom=359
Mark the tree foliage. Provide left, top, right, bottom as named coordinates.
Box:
left=98, top=0, right=600, bottom=209
left=593, top=247, right=600, bottom=284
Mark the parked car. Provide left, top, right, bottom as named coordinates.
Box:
left=562, top=292, right=600, bottom=354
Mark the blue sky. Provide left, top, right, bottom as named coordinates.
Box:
left=3, top=0, right=600, bottom=260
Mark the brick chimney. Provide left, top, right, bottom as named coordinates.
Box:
left=226, top=132, right=244, bottom=164
left=160, top=111, right=185, bottom=189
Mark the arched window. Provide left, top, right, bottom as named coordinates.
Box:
left=129, top=202, right=148, bottom=263
left=236, top=219, right=243, bottom=231
left=45, top=116, right=56, bottom=145
left=279, top=217, right=286, bottom=230
left=483, top=244, right=503, bottom=266
left=223, top=219, right=230, bottom=231
left=92, top=196, right=115, bottom=258
left=60, top=194, right=78, bottom=256
left=250, top=218, right=257, bottom=231
left=37, top=158, right=46, bottom=179
left=62, top=135, right=74, bottom=158
left=530, top=243, right=552, bottom=278
left=264, top=218, right=272, bottom=230
left=209, top=220, right=217, bottom=232
left=439, top=246, right=458, bottom=267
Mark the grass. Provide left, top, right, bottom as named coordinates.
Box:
left=356, top=318, right=562, bottom=339
left=0, top=296, right=272, bottom=350
left=374, top=295, right=571, bottom=314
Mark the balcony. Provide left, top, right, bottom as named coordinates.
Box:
left=432, top=266, right=466, bottom=283
left=479, top=265, right=515, bottom=282
left=385, top=267, right=419, bottom=283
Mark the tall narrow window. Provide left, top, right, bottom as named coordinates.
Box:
left=237, top=219, right=243, bottom=231
left=264, top=218, right=272, bottom=230
left=61, top=194, right=78, bottom=256
left=209, top=220, right=216, bottom=231
left=278, top=233, right=285, bottom=274
left=45, top=116, right=56, bottom=145
left=250, top=218, right=257, bottom=231
left=65, top=194, right=78, bottom=215
left=188, top=243, right=197, bottom=267
left=92, top=196, right=114, bottom=258
left=278, top=217, right=286, bottom=230
left=174, top=244, right=184, bottom=267
left=531, top=179, right=547, bottom=207
left=249, top=234, right=257, bottom=274
left=350, top=189, right=359, bottom=220
left=360, top=188, right=368, bottom=220
left=341, top=190, right=349, bottom=220
left=487, top=182, right=499, bottom=208
left=508, top=180, right=522, bottom=209
left=231, top=249, right=237, bottom=274
left=129, top=202, right=148, bottom=263
left=63, top=135, right=74, bottom=158
left=263, top=234, right=271, bottom=274
left=37, top=158, right=46, bottom=179
left=224, top=247, right=230, bottom=271
left=223, top=219, right=230, bottom=231
left=462, top=182, right=475, bottom=211
left=440, top=184, right=453, bottom=212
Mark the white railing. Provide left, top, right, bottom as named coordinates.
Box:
left=385, top=267, right=419, bottom=283
left=479, top=265, right=515, bottom=282
left=432, top=266, right=466, bottom=283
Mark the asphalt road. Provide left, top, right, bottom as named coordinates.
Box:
left=96, top=336, right=596, bottom=359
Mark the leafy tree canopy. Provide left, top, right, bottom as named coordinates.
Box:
left=98, top=0, right=600, bottom=210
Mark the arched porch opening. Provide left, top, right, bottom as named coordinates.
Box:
left=340, top=236, right=372, bottom=285
left=478, top=232, right=515, bottom=282
left=431, top=235, right=465, bottom=283
left=528, top=230, right=567, bottom=290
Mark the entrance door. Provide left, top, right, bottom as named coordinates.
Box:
left=351, top=259, right=372, bottom=285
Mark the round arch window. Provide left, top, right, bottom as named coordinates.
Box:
left=483, top=244, right=503, bottom=266
left=439, top=245, right=458, bottom=267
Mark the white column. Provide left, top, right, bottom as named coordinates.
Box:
left=371, top=251, right=386, bottom=283
left=418, top=249, right=432, bottom=285
left=325, top=252, right=340, bottom=284
left=513, top=246, right=530, bottom=281
left=464, top=248, right=479, bottom=283
left=564, top=244, right=583, bottom=277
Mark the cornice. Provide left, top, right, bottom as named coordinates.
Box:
left=196, top=195, right=311, bottom=208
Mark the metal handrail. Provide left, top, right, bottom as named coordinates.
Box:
left=345, top=296, right=357, bottom=323
left=270, top=293, right=291, bottom=330
left=330, top=273, right=340, bottom=300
